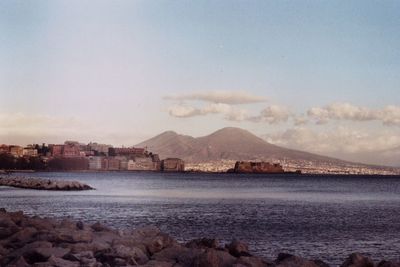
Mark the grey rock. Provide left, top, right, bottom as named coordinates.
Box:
left=227, top=239, right=251, bottom=257
left=91, top=222, right=111, bottom=232
left=141, top=260, right=175, bottom=267
left=76, top=221, right=84, bottom=230
left=33, top=255, right=80, bottom=267
left=151, top=245, right=204, bottom=267
left=112, top=244, right=149, bottom=264
left=6, top=227, right=38, bottom=246
left=275, top=253, right=327, bottom=267
left=55, top=228, right=93, bottom=243
left=0, top=217, right=19, bottom=239
left=341, top=253, right=374, bottom=267
left=378, top=260, right=400, bottom=267
left=7, top=256, right=30, bottom=267
left=236, top=255, right=273, bottom=267
left=142, top=232, right=175, bottom=255
left=194, top=248, right=237, bottom=267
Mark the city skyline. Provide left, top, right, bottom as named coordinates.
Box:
left=1, top=1, right=399, bottom=166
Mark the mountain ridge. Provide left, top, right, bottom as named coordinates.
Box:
left=137, top=127, right=347, bottom=164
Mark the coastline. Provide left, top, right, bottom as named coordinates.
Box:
left=3, top=169, right=400, bottom=178
left=0, top=209, right=395, bottom=267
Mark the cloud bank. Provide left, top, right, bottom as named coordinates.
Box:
left=168, top=103, right=248, bottom=121
left=164, top=91, right=267, bottom=105
left=307, top=103, right=400, bottom=126
left=166, top=93, right=400, bottom=128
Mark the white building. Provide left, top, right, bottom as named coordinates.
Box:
left=88, top=156, right=102, bottom=170
left=127, top=157, right=156, bottom=171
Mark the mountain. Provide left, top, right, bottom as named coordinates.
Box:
left=137, top=127, right=344, bottom=163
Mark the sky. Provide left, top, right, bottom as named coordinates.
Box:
left=1, top=0, right=399, bottom=166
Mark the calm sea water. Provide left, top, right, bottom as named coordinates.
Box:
left=1, top=172, right=400, bottom=265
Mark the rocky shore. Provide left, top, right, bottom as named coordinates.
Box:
left=0, top=210, right=398, bottom=267
left=0, top=176, right=93, bottom=191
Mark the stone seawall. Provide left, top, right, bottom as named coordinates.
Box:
left=0, top=209, right=397, bottom=267
left=0, top=176, right=93, bottom=191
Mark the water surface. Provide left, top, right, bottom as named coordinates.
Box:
left=1, top=172, right=400, bottom=265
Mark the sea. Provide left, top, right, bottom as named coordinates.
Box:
left=1, top=171, right=400, bottom=266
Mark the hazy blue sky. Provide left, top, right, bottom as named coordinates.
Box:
left=1, top=0, right=399, bottom=165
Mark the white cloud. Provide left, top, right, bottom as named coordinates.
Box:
left=164, top=90, right=266, bottom=105
left=380, top=105, right=400, bottom=126
left=168, top=103, right=292, bottom=124
left=293, top=115, right=308, bottom=126
left=307, top=103, right=400, bottom=126
left=167, top=105, right=201, bottom=118
left=167, top=99, right=400, bottom=129
left=168, top=103, right=248, bottom=121
left=249, top=105, right=291, bottom=124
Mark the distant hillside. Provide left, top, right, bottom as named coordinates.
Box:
left=137, top=127, right=346, bottom=164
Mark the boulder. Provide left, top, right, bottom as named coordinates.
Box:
left=21, top=217, right=54, bottom=231
left=0, top=217, right=20, bottom=239
left=140, top=260, right=175, bottom=267
left=142, top=232, right=175, bottom=255
left=55, top=229, right=93, bottom=243
left=7, top=256, right=30, bottom=267
left=194, top=248, right=237, bottom=267
left=91, top=222, right=111, bottom=232
left=6, top=227, right=38, bottom=247
left=275, top=253, right=327, bottom=267
left=76, top=221, right=84, bottom=230
left=236, top=255, right=273, bottom=267
left=378, top=260, right=400, bottom=267
left=8, top=211, right=25, bottom=225
left=112, top=244, right=149, bottom=264
left=226, top=240, right=251, bottom=257
left=341, top=253, right=374, bottom=267
left=33, top=255, right=80, bottom=267
left=151, top=244, right=204, bottom=266
left=69, top=240, right=110, bottom=255
left=131, top=226, right=161, bottom=240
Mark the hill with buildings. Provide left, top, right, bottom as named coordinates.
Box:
left=138, top=127, right=343, bottom=163
left=137, top=127, right=400, bottom=174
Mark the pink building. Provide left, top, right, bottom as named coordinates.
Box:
left=50, top=145, right=64, bottom=157
left=62, top=143, right=81, bottom=157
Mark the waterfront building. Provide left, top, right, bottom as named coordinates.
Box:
left=88, top=142, right=112, bottom=156
left=22, top=147, right=38, bottom=157
left=232, top=161, right=284, bottom=173
left=115, top=156, right=128, bottom=170
left=0, top=145, right=9, bottom=154
left=62, top=142, right=81, bottom=157
left=107, top=157, right=120, bottom=171
left=127, top=156, right=158, bottom=171
left=114, top=147, right=146, bottom=156
left=88, top=156, right=102, bottom=170
left=161, top=158, right=185, bottom=172
left=50, top=145, right=63, bottom=157
left=9, top=146, right=24, bottom=157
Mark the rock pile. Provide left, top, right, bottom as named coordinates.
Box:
left=0, top=176, right=93, bottom=191
left=0, top=209, right=398, bottom=267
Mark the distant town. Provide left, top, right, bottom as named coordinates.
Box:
left=0, top=141, right=399, bottom=175
left=0, top=142, right=185, bottom=172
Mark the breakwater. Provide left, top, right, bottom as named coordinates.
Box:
left=0, top=176, right=93, bottom=191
